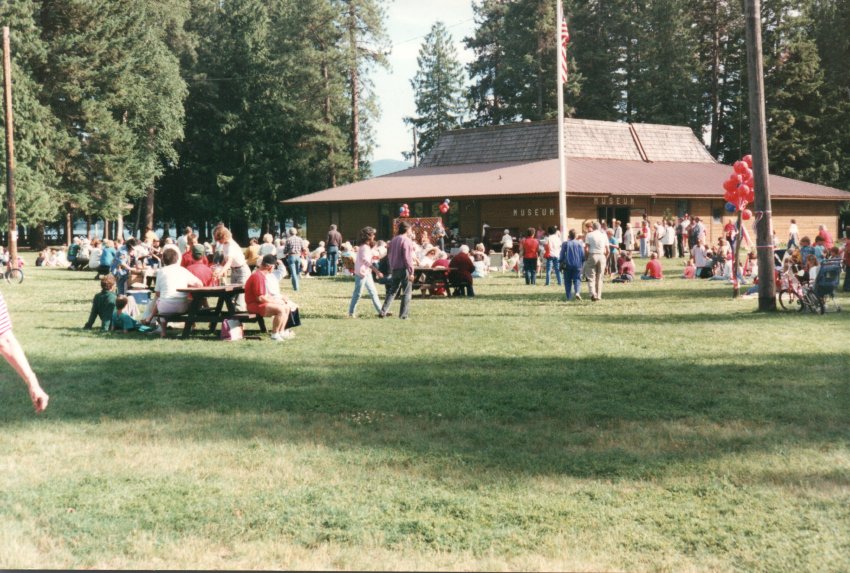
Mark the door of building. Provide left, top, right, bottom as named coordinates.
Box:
left=597, top=206, right=631, bottom=227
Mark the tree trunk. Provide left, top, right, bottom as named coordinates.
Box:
left=145, top=186, right=155, bottom=230
left=321, top=56, right=337, bottom=188
left=117, top=213, right=124, bottom=241
left=31, top=223, right=46, bottom=251
left=65, top=211, right=72, bottom=246
left=104, top=219, right=110, bottom=241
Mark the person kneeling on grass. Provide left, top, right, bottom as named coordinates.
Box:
left=112, top=296, right=140, bottom=333
left=641, top=252, right=664, bottom=280
left=245, top=254, right=297, bottom=341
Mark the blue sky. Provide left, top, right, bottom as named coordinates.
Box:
left=371, top=0, right=476, bottom=161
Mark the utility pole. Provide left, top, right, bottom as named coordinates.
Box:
left=744, top=0, right=776, bottom=311
left=2, top=27, right=18, bottom=269
left=412, top=127, right=418, bottom=168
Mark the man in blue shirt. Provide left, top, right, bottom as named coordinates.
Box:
left=559, top=229, right=586, bottom=301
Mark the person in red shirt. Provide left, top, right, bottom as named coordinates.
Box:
left=244, top=254, right=292, bottom=341
left=641, top=252, right=664, bottom=280
left=817, top=225, right=834, bottom=250
left=520, top=227, right=539, bottom=285
left=186, top=245, right=215, bottom=286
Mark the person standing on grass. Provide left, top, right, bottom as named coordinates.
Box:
left=559, top=229, right=585, bottom=301
left=520, top=227, right=539, bottom=285
left=380, top=221, right=416, bottom=319
left=348, top=226, right=385, bottom=318
left=176, top=226, right=193, bottom=254
left=326, top=224, right=343, bottom=277
left=543, top=226, right=562, bottom=287
left=282, top=227, right=306, bottom=292
left=584, top=222, right=609, bottom=301
left=0, top=292, right=49, bottom=413
left=787, top=219, right=800, bottom=249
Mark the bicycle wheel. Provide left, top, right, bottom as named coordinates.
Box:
left=778, top=289, right=801, bottom=312
left=5, top=268, right=24, bottom=284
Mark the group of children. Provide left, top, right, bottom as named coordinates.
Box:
left=83, top=275, right=149, bottom=333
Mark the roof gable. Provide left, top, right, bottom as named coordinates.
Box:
left=420, top=119, right=716, bottom=167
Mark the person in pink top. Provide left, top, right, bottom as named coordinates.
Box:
left=348, top=226, right=385, bottom=318
left=641, top=252, right=664, bottom=280
left=817, top=225, right=834, bottom=250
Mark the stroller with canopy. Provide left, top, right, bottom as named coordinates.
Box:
left=800, top=259, right=842, bottom=314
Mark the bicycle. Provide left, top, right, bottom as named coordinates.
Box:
left=777, top=269, right=802, bottom=312
left=4, top=262, right=24, bottom=284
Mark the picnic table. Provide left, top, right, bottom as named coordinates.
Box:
left=413, top=266, right=449, bottom=296
left=170, top=284, right=264, bottom=338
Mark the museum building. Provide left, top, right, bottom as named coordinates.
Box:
left=285, top=119, right=850, bottom=247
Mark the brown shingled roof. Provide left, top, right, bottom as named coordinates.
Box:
left=284, top=158, right=850, bottom=204
left=419, top=118, right=716, bottom=167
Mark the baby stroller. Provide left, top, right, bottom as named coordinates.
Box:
left=800, top=259, right=842, bottom=314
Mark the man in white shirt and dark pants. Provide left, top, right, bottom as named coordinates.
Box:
left=584, top=222, right=610, bottom=302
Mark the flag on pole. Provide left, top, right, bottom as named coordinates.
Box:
left=560, top=18, right=570, bottom=84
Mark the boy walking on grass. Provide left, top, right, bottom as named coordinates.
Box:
left=83, top=275, right=117, bottom=331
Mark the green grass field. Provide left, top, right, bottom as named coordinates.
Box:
left=1, top=257, right=848, bottom=571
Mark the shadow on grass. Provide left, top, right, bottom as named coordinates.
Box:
left=4, top=351, right=847, bottom=481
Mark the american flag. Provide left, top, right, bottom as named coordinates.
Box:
left=560, top=18, right=570, bottom=84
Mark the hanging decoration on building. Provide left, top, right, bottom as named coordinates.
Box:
left=399, top=203, right=410, bottom=217
left=439, top=198, right=450, bottom=214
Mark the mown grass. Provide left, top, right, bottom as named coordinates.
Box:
left=1, top=256, right=848, bottom=571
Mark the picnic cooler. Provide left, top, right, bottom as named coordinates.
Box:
left=127, top=289, right=151, bottom=305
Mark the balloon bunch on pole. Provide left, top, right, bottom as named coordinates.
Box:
left=438, top=198, right=451, bottom=214
left=722, top=154, right=755, bottom=220
left=398, top=203, right=410, bottom=217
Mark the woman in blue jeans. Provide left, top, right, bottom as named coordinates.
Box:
left=348, top=227, right=384, bottom=317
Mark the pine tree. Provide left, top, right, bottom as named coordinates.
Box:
left=404, top=21, right=467, bottom=162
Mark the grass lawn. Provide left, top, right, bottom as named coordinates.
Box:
left=1, top=256, right=848, bottom=571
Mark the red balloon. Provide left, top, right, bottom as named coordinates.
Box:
left=733, top=161, right=748, bottom=175
left=439, top=204, right=448, bottom=214
left=745, top=187, right=755, bottom=203
left=743, top=154, right=753, bottom=168
left=723, top=179, right=738, bottom=193
left=742, top=209, right=753, bottom=220
left=723, top=189, right=737, bottom=203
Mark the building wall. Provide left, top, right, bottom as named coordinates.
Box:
left=772, top=200, right=839, bottom=244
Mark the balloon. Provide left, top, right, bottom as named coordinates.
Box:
left=439, top=205, right=448, bottom=214
left=725, top=202, right=736, bottom=213
left=445, top=198, right=450, bottom=204
left=743, top=154, right=753, bottom=168
left=733, top=161, right=748, bottom=175
left=399, top=207, right=405, bottom=215
left=723, top=179, right=738, bottom=193
left=745, top=187, right=755, bottom=203
left=737, top=183, right=751, bottom=199
left=742, top=209, right=753, bottom=220
left=723, top=189, right=737, bottom=204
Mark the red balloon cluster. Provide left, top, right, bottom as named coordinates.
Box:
left=438, top=198, right=451, bottom=214
left=399, top=203, right=410, bottom=217
left=722, top=154, right=754, bottom=220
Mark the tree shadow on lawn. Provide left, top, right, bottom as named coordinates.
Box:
left=5, top=352, right=848, bottom=480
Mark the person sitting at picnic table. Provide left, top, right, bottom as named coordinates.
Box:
left=449, top=245, right=475, bottom=297
left=245, top=254, right=295, bottom=341
left=186, top=244, right=216, bottom=286
left=641, top=252, right=664, bottom=280
left=612, top=253, right=635, bottom=283
left=111, top=296, right=140, bottom=333
left=258, top=233, right=277, bottom=258
left=84, top=274, right=117, bottom=331
left=142, top=248, right=203, bottom=337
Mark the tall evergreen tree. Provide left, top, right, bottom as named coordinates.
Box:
left=404, top=21, right=466, bottom=162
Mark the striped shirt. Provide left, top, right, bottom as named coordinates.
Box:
left=284, top=235, right=305, bottom=256
left=0, top=292, right=12, bottom=337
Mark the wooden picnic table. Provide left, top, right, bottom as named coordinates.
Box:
left=413, top=266, right=449, bottom=296
left=175, top=284, right=244, bottom=338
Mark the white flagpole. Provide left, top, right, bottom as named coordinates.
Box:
left=556, top=0, right=567, bottom=236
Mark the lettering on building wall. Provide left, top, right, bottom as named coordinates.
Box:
left=512, top=208, right=556, bottom=217
left=594, top=197, right=636, bottom=206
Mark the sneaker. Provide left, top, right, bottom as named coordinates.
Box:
left=281, top=330, right=296, bottom=339
left=575, top=293, right=582, bottom=301
left=270, top=332, right=283, bottom=341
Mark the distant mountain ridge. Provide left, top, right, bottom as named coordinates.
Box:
left=369, top=159, right=412, bottom=178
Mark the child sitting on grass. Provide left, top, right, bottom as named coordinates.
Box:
left=111, top=296, right=140, bottom=333
left=83, top=274, right=117, bottom=331
left=682, top=258, right=696, bottom=279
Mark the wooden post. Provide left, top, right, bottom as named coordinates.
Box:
left=2, top=27, right=18, bottom=269
left=744, top=0, right=777, bottom=311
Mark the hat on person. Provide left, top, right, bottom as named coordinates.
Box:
left=192, top=244, right=205, bottom=258
left=261, top=253, right=278, bottom=267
